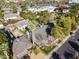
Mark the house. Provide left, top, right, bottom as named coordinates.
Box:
left=28, top=5, right=57, bottom=13
left=15, top=20, right=29, bottom=30
left=13, top=35, right=32, bottom=59
left=40, top=6, right=57, bottom=13
left=62, top=8, right=70, bottom=13
left=6, top=24, right=16, bottom=31
left=32, top=25, right=55, bottom=46
left=6, top=0, right=25, bottom=3
left=55, top=6, right=70, bottom=14
left=69, top=0, right=79, bottom=3
left=4, top=13, right=19, bottom=21
left=1, top=8, right=13, bottom=14
left=0, top=21, right=4, bottom=29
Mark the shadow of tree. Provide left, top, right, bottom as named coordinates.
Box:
left=52, top=52, right=61, bottom=59
left=3, top=29, right=15, bottom=59
left=46, top=23, right=54, bottom=36
left=64, top=51, right=74, bottom=59
left=68, top=41, right=79, bottom=52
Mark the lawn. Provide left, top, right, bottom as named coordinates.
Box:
left=40, top=45, right=57, bottom=54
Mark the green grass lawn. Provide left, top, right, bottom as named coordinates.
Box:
left=40, top=45, right=57, bottom=54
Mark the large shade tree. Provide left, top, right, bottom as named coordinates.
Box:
left=0, top=30, right=9, bottom=59
left=37, top=11, right=50, bottom=24
left=51, top=26, right=65, bottom=40
left=51, top=16, right=77, bottom=40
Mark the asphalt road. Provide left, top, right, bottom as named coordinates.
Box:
left=50, top=29, right=79, bottom=59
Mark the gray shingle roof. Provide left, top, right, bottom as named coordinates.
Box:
left=15, top=20, right=29, bottom=29
left=13, top=35, right=32, bottom=59
left=4, top=13, right=18, bottom=20
left=33, top=25, right=55, bottom=46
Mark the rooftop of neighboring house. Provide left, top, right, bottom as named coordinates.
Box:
left=13, top=35, right=32, bottom=59
left=1, top=8, right=13, bottom=11
left=6, top=24, right=16, bottom=31
left=33, top=25, right=55, bottom=46
left=28, top=5, right=57, bottom=13
left=15, top=20, right=30, bottom=29
left=69, top=0, right=79, bottom=3
left=7, top=0, right=25, bottom=3
left=4, top=13, right=19, bottom=20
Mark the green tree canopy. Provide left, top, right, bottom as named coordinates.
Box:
left=56, top=16, right=72, bottom=35
left=36, top=11, right=50, bottom=24
left=69, top=4, right=79, bottom=17
left=20, top=11, right=38, bottom=20
left=52, top=15, right=77, bottom=40
left=51, top=26, right=65, bottom=40
left=0, top=30, right=9, bottom=59
left=0, top=12, right=4, bottom=19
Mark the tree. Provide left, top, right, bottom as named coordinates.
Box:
left=71, top=17, right=77, bottom=31
left=26, top=20, right=39, bottom=30
left=0, top=12, right=4, bottom=19
left=9, top=2, right=17, bottom=13
left=69, top=4, right=79, bottom=17
left=20, top=11, right=38, bottom=20
left=2, top=2, right=17, bottom=13
left=0, top=30, right=9, bottom=59
left=75, top=17, right=79, bottom=25
left=0, top=0, right=6, bottom=8
left=56, top=16, right=72, bottom=35
left=37, top=11, right=50, bottom=24
left=51, top=26, right=65, bottom=40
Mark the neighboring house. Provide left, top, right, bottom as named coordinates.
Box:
left=62, top=8, right=70, bottom=13
left=6, top=24, right=16, bottom=31
left=40, top=6, right=57, bottom=13
left=55, top=6, right=70, bottom=13
left=28, top=5, right=57, bottom=13
left=13, top=35, right=32, bottom=59
left=0, top=21, right=4, bottom=29
left=6, top=0, right=25, bottom=3
left=1, top=8, right=13, bottom=14
left=6, top=24, right=22, bottom=37
left=15, top=20, right=29, bottom=30
left=32, top=25, right=55, bottom=46
left=69, top=0, right=79, bottom=3
left=4, top=13, right=19, bottom=21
